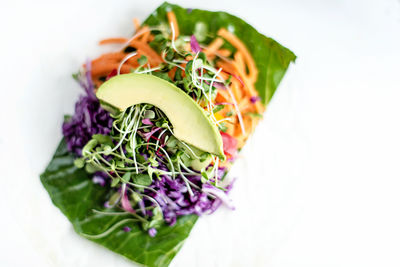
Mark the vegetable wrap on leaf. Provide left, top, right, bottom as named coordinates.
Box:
left=41, top=2, right=295, bottom=267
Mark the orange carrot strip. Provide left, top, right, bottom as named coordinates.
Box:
left=234, top=51, right=246, bottom=75
left=184, top=42, right=191, bottom=52
left=93, top=79, right=103, bottom=89
left=216, top=60, right=236, bottom=75
left=139, top=26, right=150, bottom=42
left=99, top=37, right=129, bottom=45
left=241, top=76, right=264, bottom=113
left=129, top=40, right=163, bottom=65
left=231, top=80, right=243, bottom=101
left=168, top=67, right=177, bottom=81
left=204, top=37, right=224, bottom=59
left=185, top=54, right=194, bottom=61
left=218, top=28, right=258, bottom=81
left=91, top=62, right=134, bottom=77
left=217, top=59, right=246, bottom=87
left=238, top=98, right=251, bottom=111
left=133, top=18, right=141, bottom=31
left=229, top=60, right=258, bottom=100
left=225, top=117, right=236, bottom=136
left=215, top=89, right=230, bottom=103
left=205, top=37, right=224, bottom=53
left=141, top=31, right=150, bottom=43
left=217, top=48, right=231, bottom=57
left=167, top=11, right=179, bottom=39
left=92, top=52, right=126, bottom=64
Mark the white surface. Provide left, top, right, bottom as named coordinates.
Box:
left=1, top=0, right=400, bottom=266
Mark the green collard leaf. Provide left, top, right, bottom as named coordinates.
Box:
left=144, top=2, right=296, bottom=104
left=40, top=140, right=198, bottom=267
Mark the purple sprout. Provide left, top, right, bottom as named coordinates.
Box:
left=148, top=228, right=157, bottom=237
left=141, top=118, right=153, bottom=125
left=250, top=96, right=260, bottom=104
left=123, top=226, right=132, bottom=232
left=190, top=35, right=201, bottom=53
left=92, top=172, right=107, bottom=187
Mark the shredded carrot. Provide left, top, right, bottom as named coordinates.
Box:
left=231, top=80, right=243, bottom=101
left=204, top=37, right=224, bottom=57
left=234, top=52, right=246, bottom=75
left=168, top=67, right=177, bottom=80
left=129, top=40, right=163, bottom=65
left=141, top=31, right=151, bottom=43
left=92, top=52, right=126, bottom=64
left=215, top=89, right=231, bottom=103
left=185, top=54, right=194, bottom=61
left=99, top=37, right=129, bottom=45
left=148, top=35, right=155, bottom=42
left=216, top=60, right=236, bottom=75
left=139, top=26, right=151, bottom=42
left=218, top=28, right=258, bottom=82
left=93, top=79, right=103, bottom=89
left=235, top=117, right=252, bottom=142
left=241, top=76, right=264, bottom=113
left=133, top=18, right=141, bottom=31
left=167, top=11, right=179, bottom=39
left=238, top=98, right=251, bottom=112
left=217, top=48, right=231, bottom=57
left=184, top=42, right=191, bottom=52
left=91, top=62, right=134, bottom=78
left=225, top=118, right=236, bottom=136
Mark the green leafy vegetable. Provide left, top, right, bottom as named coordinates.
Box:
left=41, top=2, right=295, bottom=266
left=41, top=140, right=197, bottom=267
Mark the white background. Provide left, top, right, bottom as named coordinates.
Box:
left=1, top=0, right=400, bottom=266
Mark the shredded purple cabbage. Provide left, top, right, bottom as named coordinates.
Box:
left=62, top=61, right=113, bottom=155
left=139, top=164, right=232, bottom=226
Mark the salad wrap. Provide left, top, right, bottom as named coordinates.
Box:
left=40, top=2, right=296, bottom=267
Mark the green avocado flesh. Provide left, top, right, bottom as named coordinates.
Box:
left=96, top=73, right=225, bottom=158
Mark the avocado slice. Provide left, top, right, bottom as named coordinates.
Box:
left=96, top=73, right=225, bottom=158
